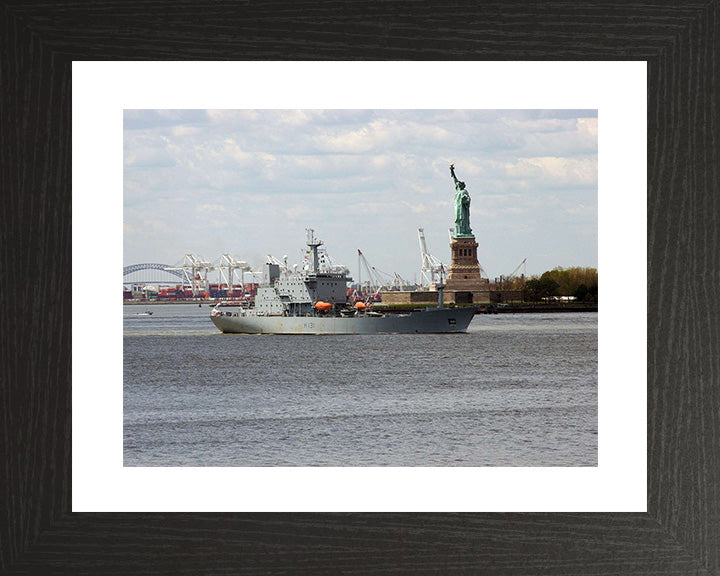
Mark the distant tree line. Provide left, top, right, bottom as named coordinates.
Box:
left=523, top=267, right=598, bottom=303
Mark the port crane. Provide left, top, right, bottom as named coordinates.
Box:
left=378, top=269, right=412, bottom=291
left=357, top=249, right=412, bottom=296
left=418, top=228, right=445, bottom=287
left=217, top=254, right=252, bottom=291
left=496, top=258, right=527, bottom=290
left=166, top=254, right=214, bottom=296
left=357, top=249, right=392, bottom=297
left=509, top=257, right=527, bottom=280
left=357, top=249, right=384, bottom=296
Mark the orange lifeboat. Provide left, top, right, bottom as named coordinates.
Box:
left=314, top=301, right=332, bottom=311
left=354, top=301, right=366, bottom=310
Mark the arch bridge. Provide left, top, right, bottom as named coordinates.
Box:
left=123, top=263, right=185, bottom=287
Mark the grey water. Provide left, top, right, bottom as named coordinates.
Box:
left=124, top=304, right=597, bottom=466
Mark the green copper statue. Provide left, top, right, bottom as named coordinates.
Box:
left=450, top=163, right=474, bottom=238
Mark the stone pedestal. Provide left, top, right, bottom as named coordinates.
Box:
left=446, top=236, right=489, bottom=291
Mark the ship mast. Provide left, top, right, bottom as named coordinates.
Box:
left=305, top=228, right=323, bottom=275
left=437, top=265, right=445, bottom=309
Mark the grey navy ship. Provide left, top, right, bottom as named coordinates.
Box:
left=210, top=229, right=475, bottom=335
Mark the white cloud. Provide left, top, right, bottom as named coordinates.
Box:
left=501, top=156, right=597, bottom=186
left=196, top=204, right=225, bottom=213
left=578, top=117, right=598, bottom=139
left=171, top=125, right=200, bottom=137
left=409, top=203, right=429, bottom=214
left=283, top=206, right=311, bottom=219
left=222, top=138, right=249, bottom=160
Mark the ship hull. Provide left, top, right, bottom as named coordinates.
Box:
left=211, top=307, right=475, bottom=335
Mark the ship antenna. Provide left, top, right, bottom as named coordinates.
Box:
left=437, top=265, right=445, bottom=309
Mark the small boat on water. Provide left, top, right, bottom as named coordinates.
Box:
left=135, top=311, right=153, bottom=316
left=210, top=229, right=475, bottom=335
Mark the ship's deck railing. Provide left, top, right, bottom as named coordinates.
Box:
left=301, top=272, right=349, bottom=280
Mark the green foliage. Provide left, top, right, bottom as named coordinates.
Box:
left=573, top=284, right=589, bottom=301
left=523, top=277, right=560, bottom=302
left=524, top=266, right=598, bottom=302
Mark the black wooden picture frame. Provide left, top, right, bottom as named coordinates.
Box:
left=2, top=2, right=718, bottom=574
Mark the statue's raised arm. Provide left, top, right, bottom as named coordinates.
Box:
left=450, top=163, right=460, bottom=185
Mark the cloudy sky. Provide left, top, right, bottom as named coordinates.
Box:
left=124, top=109, right=597, bottom=283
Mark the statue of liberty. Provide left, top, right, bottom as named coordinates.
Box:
left=450, top=163, right=473, bottom=237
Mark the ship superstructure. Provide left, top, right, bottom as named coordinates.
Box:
left=252, top=229, right=349, bottom=317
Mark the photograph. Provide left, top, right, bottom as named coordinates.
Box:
left=123, top=109, right=599, bottom=467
